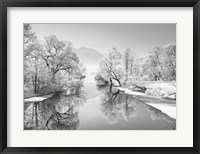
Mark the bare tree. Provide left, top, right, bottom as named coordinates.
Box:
left=164, top=44, right=176, bottom=80
left=24, top=24, right=40, bottom=85
left=124, top=48, right=131, bottom=79
left=144, top=44, right=176, bottom=81
left=96, top=48, right=123, bottom=90
left=24, top=24, right=37, bottom=57
left=42, top=35, right=80, bottom=83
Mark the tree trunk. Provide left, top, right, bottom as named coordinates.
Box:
left=109, top=78, right=113, bottom=92
left=130, top=63, right=133, bottom=75
left=37, top=79, right=40, bottom=94
left=34, top=74, right=37, bottom=94
left=113, top=78, right=121, bottom=87
left=51, top=73, right=56, bottom=83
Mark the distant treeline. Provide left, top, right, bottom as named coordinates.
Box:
left=95, top=44, right=176, bottom=90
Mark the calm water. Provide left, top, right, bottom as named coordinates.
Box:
left=24, top=82, right=176, bottom=130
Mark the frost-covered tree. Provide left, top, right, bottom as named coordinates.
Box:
left=24, top=24, right=45, bottom=94
left=42, top=35, right=86, bottom=84
left=24, top=28, right=86, bottom=95
left=163, top=44, right=176, bottom=80
left=123, top=48, right=138, bottom=77
left=143, top=43, right=176, bottom=81
left=96, top=47, right=124, bottom=88
left=124, top=48, right=131, bottom=79
left=24, top=24, right=37, bottom=83
left=96, top=47, right=146, bottom=92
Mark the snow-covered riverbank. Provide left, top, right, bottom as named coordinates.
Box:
left=144, top=82, right=176, bottom=100
left=24, top=93, right=55, bottom=103
left=116, top=87, right=176, bottom=119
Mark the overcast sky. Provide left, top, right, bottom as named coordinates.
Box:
left=31, top=23, right=176, bottom=57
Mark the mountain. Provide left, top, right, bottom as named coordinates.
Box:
left=74, top=47, right=103, bottom=65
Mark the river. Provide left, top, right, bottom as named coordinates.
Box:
left=24, top=65, right=176, bottom=130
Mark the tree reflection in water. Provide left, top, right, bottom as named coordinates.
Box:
left=99, top=86, right=176, bottom=130
left=24, top=87, right=86, bottom=130
left=24, top=85, right=176, bottom=130
left=99, top=86, right=139, bottom=124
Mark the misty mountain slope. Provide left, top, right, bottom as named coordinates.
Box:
left=74, top=47, right=103, bottom=65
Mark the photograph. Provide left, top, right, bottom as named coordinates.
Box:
left=24, top=23, right=176, bottom=130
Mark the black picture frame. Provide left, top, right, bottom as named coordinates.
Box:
left=0, top=0, right=199, bottom=153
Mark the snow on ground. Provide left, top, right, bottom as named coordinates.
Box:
left=146, top=82, right=175, bottom=87
left=145, top=81, right=176, bottom=98
left=24, top=93, right=54, bottom=103
left=146, top=103, right=176, bottom=119
left=116, top=86, right=176, bottom=119
left=117, top=87, right=146, bottom=96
